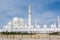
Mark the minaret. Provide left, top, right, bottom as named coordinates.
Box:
left=35, top=19, right=37, bottom=28
left=28, top=1, right=32, bottom=27
left=58, top=16, right=60, bottom=27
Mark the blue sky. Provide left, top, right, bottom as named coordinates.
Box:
left=0, top=0, right=60, bottom=28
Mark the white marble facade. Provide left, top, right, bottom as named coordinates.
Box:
left=3, top=3, right=60, bottom=33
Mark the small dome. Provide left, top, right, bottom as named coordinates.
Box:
left=51, top=23, right=56, bottom=28
left=13, top=17, right=19, bottom=23
left=37, top=25, right=40, bottom=28
left=19, top=18, right=24, bottom=22
left=51, top=24, right=54, bottom=28
left=43, top=24, right=47, bottom=28
left=8, top=22, right=12, bottom=25
left=53, top=23, right=56, bottom=27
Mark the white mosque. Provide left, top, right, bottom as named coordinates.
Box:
left=2, top=2, right=60, bottom=33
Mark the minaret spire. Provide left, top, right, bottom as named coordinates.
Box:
left=28, top=1, right=31, bottom=14
left=35, top=19, right=37, bottom=27
left=28, top=0, right=32, bottom=28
